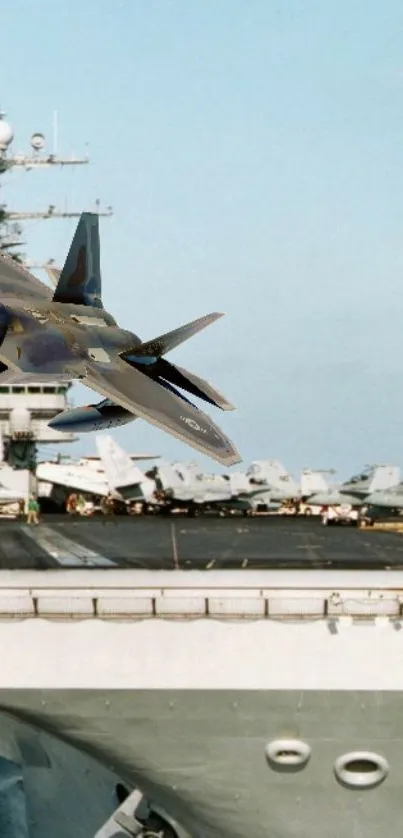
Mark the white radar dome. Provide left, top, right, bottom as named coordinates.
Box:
left=0, top=119, right=14, bottom=151
left=31, top=132, right=45, bottom=151
left=10, top=407, right=31, bottom=437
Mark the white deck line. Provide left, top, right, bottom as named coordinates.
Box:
left=21, top=525, right=117, bottom=567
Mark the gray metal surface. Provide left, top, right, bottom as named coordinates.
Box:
left=0, top=213, right=240, bottom=467
left=0, top=689, right=402, bottom=838
left=0, top=712, right=127, bottom=838
left=1, top=515, right=403, bottom=569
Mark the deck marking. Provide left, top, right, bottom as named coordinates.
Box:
left=171, top=522, right=179, bottom=569
left=21, top=525, right=117, bottom=567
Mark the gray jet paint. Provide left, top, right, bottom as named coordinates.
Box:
left=0, top=214, right=240, bottom=467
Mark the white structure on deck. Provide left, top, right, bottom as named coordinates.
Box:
left=0, top=382, right=76, bottom=509
left=0, top=380, right=75, bottom=444
left=0, top=568, right=402, bottom=838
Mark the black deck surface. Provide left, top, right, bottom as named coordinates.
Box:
left=0, top=515, right=403, bottom=570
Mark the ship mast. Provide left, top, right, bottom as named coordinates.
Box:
left=0, top=108, right=112, bottom=471
left=0, top=109, right=112, bottom=255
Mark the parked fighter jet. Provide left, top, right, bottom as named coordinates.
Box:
left=300, top=469, right=335, bottom=498
left=242, top=463, right=338, bottom=512
left=96, top=436, right=156, bottom=504
left=37, top=449, right=159, bottom=502
left=0, top=213, right=240, bottom=466
left=246, top=460, right=300, bottom=503
left=153, top=461, right=234, bottom=510
left=151, top=460, right=271, bottom=514
left=306, top=464, right=400, bottom=507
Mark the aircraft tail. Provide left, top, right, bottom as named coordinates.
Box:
left=53, top=213, right=103, bottom=308
left=247, top=460, right=299, bottom=495
left=367, top=465, right=400, bottom=492
left=125, top=313, right=223, bottom=358
left=154, top=462, right=188, bottom=491
left=121, top=313, right=235, bottom=411
left=300, top=470, right=330, bottom=497
left=96, top=435, right=152, bottom=501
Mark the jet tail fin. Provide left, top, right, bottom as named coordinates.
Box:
left=300, top=470, right=330, bottom=497
left=155, top=462, right=188, bottom=491
left=157, top=360, right=235, bottom=411
left=53, top=213, right=103, bottom=308
left=367, top=465, right=400, bottom=492
left=121, top=312, right=235, bottom=411
left=124, top=313, right=223, bottom=358
left=96, top=435, right=152, bottom=501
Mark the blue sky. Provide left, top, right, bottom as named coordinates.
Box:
left=2, top=0, right=403, bottom=479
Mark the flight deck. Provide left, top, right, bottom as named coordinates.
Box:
left=1, top=515, right=403, bottom=570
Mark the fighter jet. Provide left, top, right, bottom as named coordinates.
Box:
left=246, top=460, right=301, bottom=503
left=37, top=449, right=159, bottom=501
left=151, top=459, right=272, bottom=514
left=306, top=464, right=400, bottom=507
left=0, top=213, right=240, bottom=466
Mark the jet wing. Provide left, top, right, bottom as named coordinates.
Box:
left=0, top=254, right=52, bottom=300
left=85, top=359, right=241, bottom=467
left=36, top=462, right=109, bottom=496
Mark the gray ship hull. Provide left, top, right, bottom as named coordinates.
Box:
left=0, top=567, right=400, bottom=837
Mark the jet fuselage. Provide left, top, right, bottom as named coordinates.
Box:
left=0, top=299, right=141, bottom=378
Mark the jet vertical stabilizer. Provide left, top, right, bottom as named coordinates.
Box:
left=121, top=313, right=235, bottom=412
left=126, top=313, right=224, bottom=358
left=301, top=470, right=332, bottom=497
left=96, top=436, right=155, bottom=502
left=155, top=462, right=190, bottom=492
left=53, top=213, right=103, bottom=308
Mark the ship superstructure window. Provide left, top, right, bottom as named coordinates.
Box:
left=28, top=387, right=41, bottom=393
left=43, top=387, right=56, bottom=394
left=13, top=386, right=25, bottom=393
left=0, top=387, right=9, bottom=393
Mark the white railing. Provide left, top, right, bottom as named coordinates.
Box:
left=0, top=586, right=400, bottom=620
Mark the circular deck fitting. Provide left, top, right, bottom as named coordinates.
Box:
left=265, top=739, right=311, bottom=772
left=334, top=752, right=389, bottom=790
